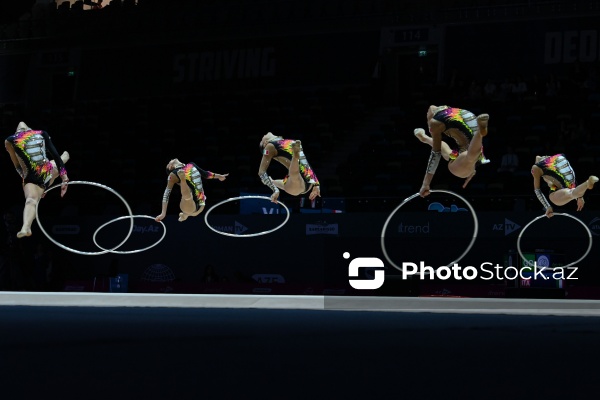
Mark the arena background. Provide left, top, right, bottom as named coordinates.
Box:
left=1, top=1, right=600, bottom=399
left=1, top=0, right=599, bottom=297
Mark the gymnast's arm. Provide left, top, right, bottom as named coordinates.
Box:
left=419, top=121, right=445, bottom=197
left=43, top=131, right=69, bottom=197
left=258, top=143, right=279, bottom=194
left=43, top=132, right=68, bottom=181
left=197, top=166, right=229, bottom=181
left=531, top=165, right=553, bottom=218
left=155, top=173, right=177, bottom=222
left=308, top=170, right=321, bottom=201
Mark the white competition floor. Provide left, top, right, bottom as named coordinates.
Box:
left=3, top=292, right=600, bottom=315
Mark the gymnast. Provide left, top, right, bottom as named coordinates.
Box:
left=258, top=132, right=320, bottom=204
left=155, top=158, right=228, bottom=222
left=414, top=105, right=490, bottom=197
left=4, top=122, right=70, bottom=238
left=531, top=154, right=598, bottom=218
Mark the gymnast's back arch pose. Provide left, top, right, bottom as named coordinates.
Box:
left=155, top=158, right=228, bottom=223
left=258, top=132, right=320, bottom=204
left=414, top=105, right=490, bottom=197
left=531, top=153, right=598, bottom=218
left=5, top=122, right=70, bottom=238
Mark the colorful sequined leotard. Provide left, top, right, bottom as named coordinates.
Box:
left=534, top=154, right=576, bottom=191
left=171, top=162, right=215, bottom=210
left=432, top=106, right=488, bottom=163
left=5, top=130, right=67, bottom=189
left=267, top=138, right=319, bottom=194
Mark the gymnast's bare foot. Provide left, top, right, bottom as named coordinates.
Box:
left=291, top=140, right=301, bottom=156
left=178, top=212, right=189, bottom=222
left=588, top=175, right=599, bottom=189
left=462, top=170, right=476, bottom=188
left=177, top=169, right=186, bottom=182
left=477, top=114, right=489, bottom=136
left=414, top=128, right=428, bottom=143
left=17, top=229, right=32, bottom=238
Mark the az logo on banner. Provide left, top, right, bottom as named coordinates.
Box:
left=492, top=218, right=521, bottom=236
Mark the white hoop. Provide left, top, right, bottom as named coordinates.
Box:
left=36, top=181, right=134, bottom=256
left=517, top=212, right=593, bottom=270
left=204, top=195, right=290, bottom=237
left=381, top=190, right=479, bottom=274
left=93, top=215, right=167, bottom=254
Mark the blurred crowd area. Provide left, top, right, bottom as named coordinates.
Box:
left=3, top=0, right=600, bottom=39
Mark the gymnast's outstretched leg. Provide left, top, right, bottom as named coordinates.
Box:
left=18, top=151, right=71, bottom=238
left=17, top=184, right=44, bottom=238
left=177, top=170, right=195, bottom=221
left=549, top=176, right=599, bottom=206
left=465, top=114, right=489, bottom=164
left=279, top=140, right=307, bottom=196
